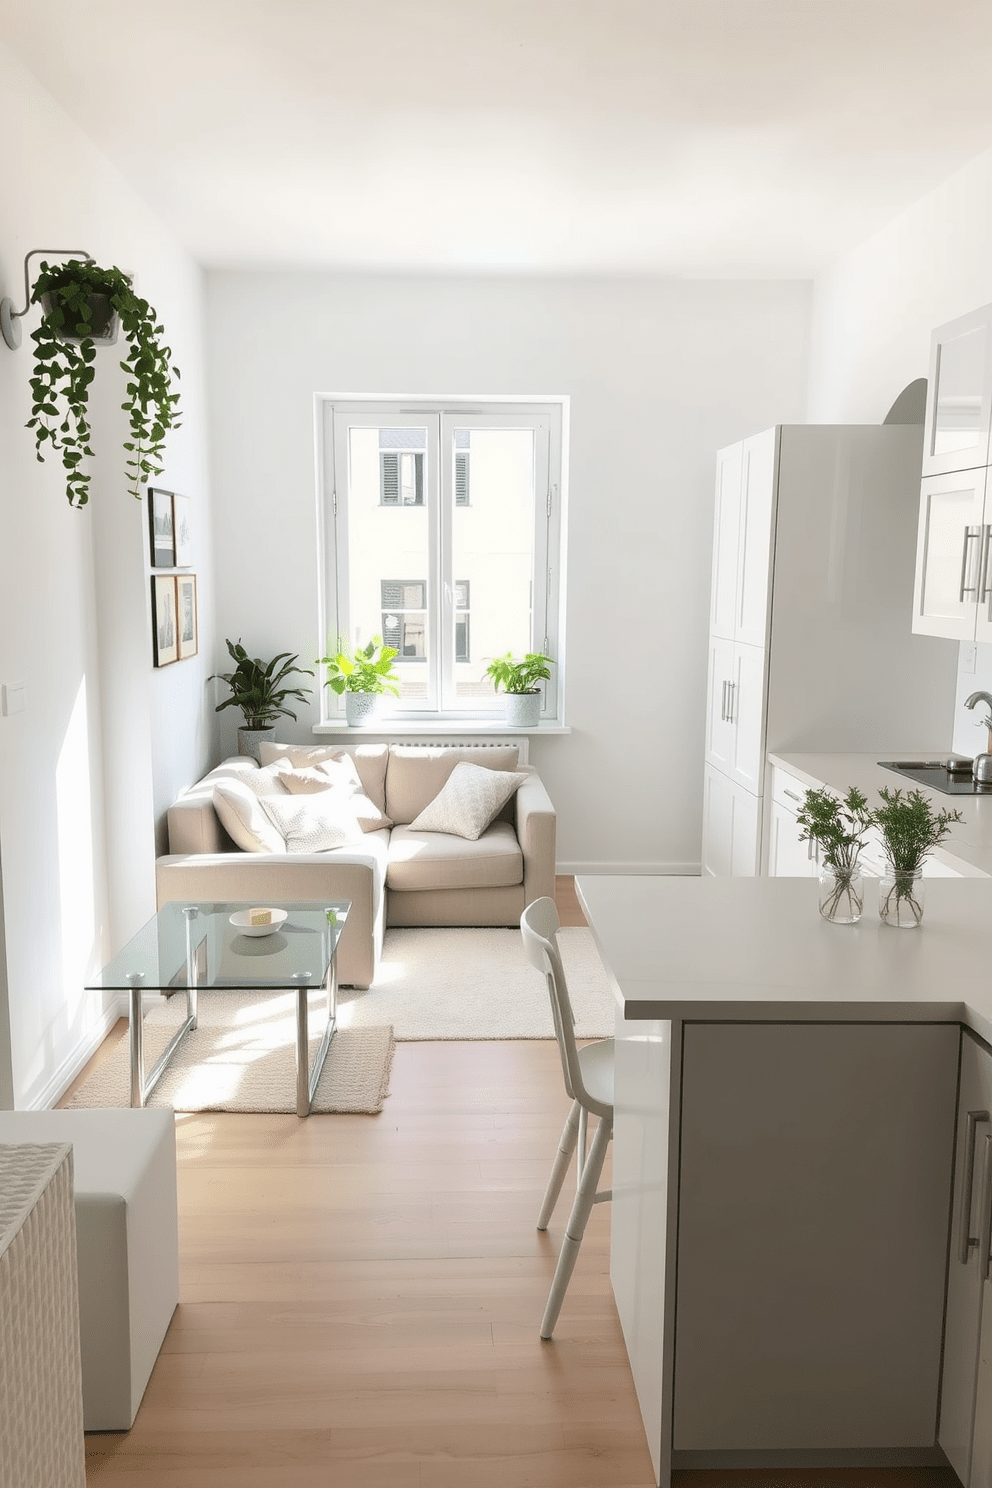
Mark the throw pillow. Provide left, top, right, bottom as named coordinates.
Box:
left=212, top=778, right=286, bottom=854
left=281, top=760, right=393, bottom=833
left=240, top=758, right=294, bottom=798
left=259, top=790, right=366, bottom=854
left=407, top=762, right=527, bottom=841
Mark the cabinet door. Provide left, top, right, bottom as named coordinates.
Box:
left=939, top=1029, right=992, bottom=1485
left=735, top=428, right=777, bottom=648
left=922, top=304, right=992, bottom=478
left=766, top=799, right=816, bottom=877
left=728, top=641, right=766, bottom=793
left=913, top=469, right=989, bottom=640
left=702, top=764, right=759, bottom=877
left=710, top=444, right=742, bottom=642
left=704, top=636, right=736, bottom=774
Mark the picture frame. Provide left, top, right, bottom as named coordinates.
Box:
left=173, top=494, right=192, bottom=567
left=177, top=574, right=198, bottom=659
left=151, top=575, right=179, bottom=666
left=149, top=487, right=175, bottom=567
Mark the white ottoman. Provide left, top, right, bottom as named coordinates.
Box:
left=0, top=1109, right=178, bottom=1430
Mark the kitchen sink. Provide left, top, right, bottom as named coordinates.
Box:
left=878, top=760, right=992, bottom=794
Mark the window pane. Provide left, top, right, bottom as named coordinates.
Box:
left=450, top=427, right=535, bottom=701
left=347, top=426, right=430, bottom=701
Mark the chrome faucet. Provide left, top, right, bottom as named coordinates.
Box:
left=965, top=690, right=992, bottom=722
left=965, top=691, right=992, bottom=779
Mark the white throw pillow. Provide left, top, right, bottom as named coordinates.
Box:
left=407, top=762, right=527, bottom=841
left=281, top=760, right=393, bottom=833
left=212, top=778, right=286, bottom=854
left=240, top=758, right=294, bottom=798
left=259, top=790, right=365, bottom=853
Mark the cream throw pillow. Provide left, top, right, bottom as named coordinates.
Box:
left=407, top=762, right=527, bottom=841
left=259, top=790, right=365, bottom=854
left=281, top=760, right=393, bottom=832
left=212, top=778, right=286, bottom=853
left=240, top=758, right=294, bottom=798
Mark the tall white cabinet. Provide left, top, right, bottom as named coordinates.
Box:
left=703, top=423, right=957, bottom=875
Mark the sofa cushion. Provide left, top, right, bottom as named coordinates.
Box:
left=259, top=742, right=388, bottom=813
left=212, top=778, right=286, bottom=854
left=240, top=759, right=294, bottom=797
left=259, top=790, right=366, bottom=853
left=280, top=761, right=393, bottom=833
left=385, top=745, right=521, bottom=824
left=408, top=761, right=527, bottom=840
left=387, top=822, right=523, bottom=892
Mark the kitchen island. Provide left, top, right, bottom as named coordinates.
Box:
left=576, top=873, right=992, bottom=1488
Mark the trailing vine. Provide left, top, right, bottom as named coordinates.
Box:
left=27, top=259, right=181, bottom=507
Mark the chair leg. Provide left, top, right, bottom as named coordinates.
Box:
left=577, top=1106, right=588, bottom=1192
left=537, top=1099, right=580, bottom=1231
left=540, top=1115, right=613, bottom=1340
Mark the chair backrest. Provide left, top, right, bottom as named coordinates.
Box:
left=521, top=897, right=600, bottom=1115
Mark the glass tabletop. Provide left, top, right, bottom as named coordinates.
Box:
left=87, top=901, right=351, bottom=992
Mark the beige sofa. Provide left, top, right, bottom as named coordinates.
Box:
left=156, top=743, right=556, bottom=989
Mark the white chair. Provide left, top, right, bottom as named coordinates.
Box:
left=520, top=897, right=614, bottom=1339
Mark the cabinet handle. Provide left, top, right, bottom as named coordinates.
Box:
left=783, top=788, right=800, bottom=802
left=719, top=681, right=727, bottom=722
left=980, top=1132, right=992, bottom=1281
left=960, top=526, right=983, bottom=600
left=982, top=525, right=992, bottom=617
left=726, top=681, right=736, bottom=723
left=959, top=1108, right=991, bottom=1263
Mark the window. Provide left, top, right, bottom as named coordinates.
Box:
left=320, top=398, right=565, bottom=719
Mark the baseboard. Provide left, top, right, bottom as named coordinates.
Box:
left=672, top=1446, right=949, bottom=1470
left=32, top=1000, right=125, bottom=1111
left=557, top=861, right=701, bottom=877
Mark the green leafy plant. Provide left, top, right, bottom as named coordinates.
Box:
left=796, top=786, right=873, bottom=920
left=27, top=258, right=181, bottom=507
left=484, top=651, right=553, bottom=695
left=318, top=636, right=400, bottom=696
left=873, top=787, right=963, bottom=922
left=210, top=639, right=313, bottom=729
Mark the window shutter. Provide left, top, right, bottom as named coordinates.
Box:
left=381, top=452, right=399, bottom=505
left=455, top=451, right=469, bottom=506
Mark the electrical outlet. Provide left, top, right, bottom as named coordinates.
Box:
left=1, top=682, right=24, bottom=716
left=962, top=642, right=978, bottom=675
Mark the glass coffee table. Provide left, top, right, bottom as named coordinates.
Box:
left=87, top=900, right=350, bottom=1116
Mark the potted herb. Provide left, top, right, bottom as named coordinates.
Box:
left=27, top=258, right=181, bottom=508
left=318, top=636, right=400, bottom=726
left=873, top=788, right=964, bottom=928
left=210, top=639, right=314, bottom=758
left=795, top=786, right=873, bottom=923
left=484, top=651, right=553, bottom=728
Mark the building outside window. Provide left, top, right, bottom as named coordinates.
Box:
left=320, top=398, right=565, bottom=719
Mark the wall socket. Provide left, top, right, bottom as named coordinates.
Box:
left=962, top=642, right=978, bottom=674
left=0, top=682, right=24, bottom=716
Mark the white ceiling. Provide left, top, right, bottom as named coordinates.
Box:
left=4, top=0, right=992, bottom=277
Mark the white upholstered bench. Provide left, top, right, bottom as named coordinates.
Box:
left=0, top=1108, right=179, bottom=1430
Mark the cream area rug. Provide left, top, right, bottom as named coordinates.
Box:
left=338, top=926, right=614, bottom=1041
left=67, top=992, right=394, bottom=1115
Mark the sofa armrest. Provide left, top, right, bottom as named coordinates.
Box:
left=515, top=771, right=557, bottom=909
left=154, top=849, right=386, bottom=990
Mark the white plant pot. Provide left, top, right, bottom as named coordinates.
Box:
left=504, top=691, right=541, bottom=728
left=238, top=726, right=276, bottom=761
left=345, top=691, right=381, bottom=727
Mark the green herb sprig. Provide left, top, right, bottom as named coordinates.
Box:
left=795, top=787, right=873, bottom=874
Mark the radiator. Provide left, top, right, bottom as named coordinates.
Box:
left=0, top=1143, right=85, bottom=1488
left=390, top=738, right=530, bottom=764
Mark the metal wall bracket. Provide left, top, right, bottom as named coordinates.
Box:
left=1, top=248, right=93, bottom=349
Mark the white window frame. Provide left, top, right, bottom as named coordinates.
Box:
left=316, top=395, right=567, bottom=723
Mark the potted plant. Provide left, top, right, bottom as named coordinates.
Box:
left=210, top=639, right=314, bottom=758
left=484, top=651, right=553, bottom=728
left=318, top=635, right=400, bottom=726
left=873, top=788, right=964, bottom=928
left=27, top=258, right=181, bottom=508
left=795, top=786, right=873, bottom=923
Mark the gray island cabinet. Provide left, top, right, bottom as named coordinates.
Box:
left=576, top=873, right=992, bottom=1488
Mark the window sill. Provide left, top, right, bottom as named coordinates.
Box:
left=312, top=720, right=571, bottom=738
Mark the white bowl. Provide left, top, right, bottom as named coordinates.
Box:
left=229, top=907, right=288, bottom=937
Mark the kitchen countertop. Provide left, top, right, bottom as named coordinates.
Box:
left=769, top=750, right=992, bottom=877
left=577, top=873, right=992, bottom=1044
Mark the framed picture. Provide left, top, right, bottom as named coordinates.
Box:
left=177, top=574, right=198, bottom=659
left=173, top=494, right=192, bottom=567
left=152, top=575, right=179, bottom=666
left=149, top=487, right=175, bottom=567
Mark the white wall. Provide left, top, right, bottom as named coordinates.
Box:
left=206, top=271, right=810, bottom=872
left=0, top=42, right=215, bottom=1108
left=807, top=142, right=992, bottom=760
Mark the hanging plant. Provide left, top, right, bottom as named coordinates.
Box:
left=27, top=258, right=181, bottom=508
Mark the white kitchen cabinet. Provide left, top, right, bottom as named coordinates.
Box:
left=913, top=467, right=992, bottom=642
left=940, top=1028, right=992, bottom=1485
left=701, top=763, right=759, bottom=877
left=766, top=798, right=817, bottom=877
left=922, top=303, right=992, bottom=479
left=703, top=424, right=954, bottom=876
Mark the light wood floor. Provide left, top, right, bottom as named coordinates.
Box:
left=73, top=880, right=960, bottom=1487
